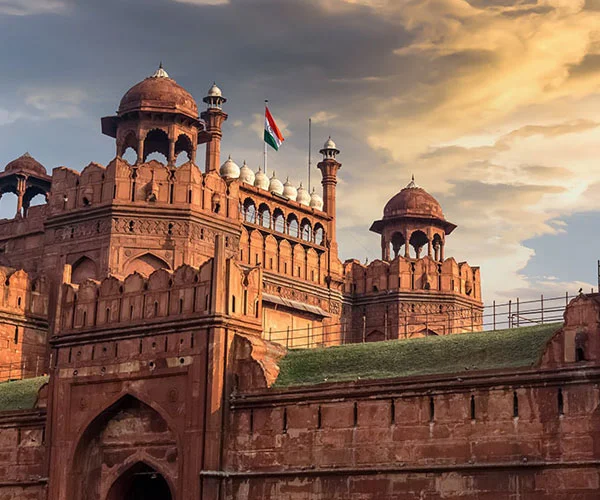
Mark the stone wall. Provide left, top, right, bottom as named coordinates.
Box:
left=0, top=410, right=47, bottom=500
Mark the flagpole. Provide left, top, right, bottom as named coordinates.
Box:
left=264, top=100, right=268, bottom=174
left=308, top=117, right=312, bottom=192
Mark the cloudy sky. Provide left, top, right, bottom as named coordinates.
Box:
left=1, top=0, right=599, bottom=303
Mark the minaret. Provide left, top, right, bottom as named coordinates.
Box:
left=317, top=137, right=341, bottom=250
left=201, top=83, right=228, bottom=173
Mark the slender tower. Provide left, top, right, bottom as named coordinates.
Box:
left=201, top=83, right=228, bottom=173
left=317, top=137, right=341, bottom=252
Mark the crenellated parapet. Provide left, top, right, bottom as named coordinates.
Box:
left=58, top=258, right=263, bottom=335
left=344, top=255, right=481, bottom=300
left=0, top=266, right=49, bottom=381
left=47, top=157, right=240, bottom=218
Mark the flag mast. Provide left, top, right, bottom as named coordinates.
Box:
left=308, top=117, right=312, bottom=192
left=264, top=100, right=268, bottom=174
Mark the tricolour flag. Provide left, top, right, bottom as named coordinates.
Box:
left=264, top=106, right=285, bottom=151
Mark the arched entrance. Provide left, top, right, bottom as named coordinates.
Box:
left=107, top=462, right=172, bottom=500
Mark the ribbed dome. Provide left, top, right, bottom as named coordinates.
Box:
left=309, top=188, right=324, bottom=211
left=207, top=82, right=222, bottom=97
left=296, top=183, right=310, bottom=206
left=118, top=66, right=198, bottom=119
left=5, top=153, right=47, bottom=176
left=269, top=172, right=284, bottom=196
left=383, top=178, right=444, bottom=220
left=239, top=161, right=255, bottom=184
left=282, top=177, right=298, bottom=200
left=220, top=155, right=240, bottom=179
left=254, top=168, right=269, bottom=190
left=323, top=136, right=337, bottom=150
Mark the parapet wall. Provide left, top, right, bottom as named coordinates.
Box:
left=344, top=255, right=481, bottom=299
left=0, top=267, right=49, bottom=381
left=47, top=159, right=240, bottom=219
left=226, top=369, right=600, bottom=498
left=58, top=259, right=263, bottom=335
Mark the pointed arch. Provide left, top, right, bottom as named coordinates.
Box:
left=71, top=256, right=98, bottom=284
left=124, top=253, right=170, bottom=276
left=68, top=392, right=179, bottom=500
left=106, top=460, right=174, bottom=500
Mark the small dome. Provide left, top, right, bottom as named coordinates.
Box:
left=282, top=177, right=298, bottom=200
left=5, top=153, right=47, bottom=176
left=118, top=65, right=198, bottom=119
left=269, top=172, right=284, bottom=196
left=4, top=153, right=48, bottom=175
left=220, top=155, right=240, bottom=179
left=151, top=63, right=169, bottom=78
left=383, top=177, right=444, bottom=220
left=239, top=161, right=255, bottom=184
left=254, top=168, right=269, bottom=190
left=207, top=82, right=222, bottom=97
left=310, top=188, right=324, bottom=211
left=323, top=136, right=337, bottom=150
left=296, top=182, right=310, bottom=206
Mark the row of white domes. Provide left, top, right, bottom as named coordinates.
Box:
left=220, top=156, right=324, bottom=210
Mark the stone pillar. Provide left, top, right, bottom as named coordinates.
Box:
left=168, top=139, right=176, bottom=166
left=136, top=136, right=145, bottom=165
left=404, top=229, right=410, bottom=258
left=15, top=175, right=26, bottom=217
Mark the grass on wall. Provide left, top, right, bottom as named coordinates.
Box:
left=274, top=323, right=561, bottom=388
left=0, top=376, right=49, bottom=412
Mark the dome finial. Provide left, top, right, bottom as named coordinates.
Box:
left=151, top=63, right=169, bottom=79
left=406, top=175, right=418, bottom=189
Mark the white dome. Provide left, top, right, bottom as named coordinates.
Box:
left=296, top=182, right=310, bottom=206
left=207, top=82, right=222, bottom=97
left=323, top=136, right=336, bottom=150
left=269, top=172, right=284, bottom=196
left=151, top=63, right=169, bottom=79
left=282, top=177, right=298, bottom=200
left=310, top=188, right=324, bottom=210
left=239, top=161, right=255, bottom=184
left=219, top=155, right=240, bottom=179
left=254, top=167, right=269, bottom=190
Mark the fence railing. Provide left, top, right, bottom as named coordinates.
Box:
left=269, top=292, right=574, bottom=350
left=0, top=356, right=46, bottom=382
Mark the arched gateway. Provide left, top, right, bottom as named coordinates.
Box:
left=106, top=462, right=173, bottom=500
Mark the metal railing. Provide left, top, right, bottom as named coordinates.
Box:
left=268, top=292, right=574, bottom=350
left=0, top=356, right=46, bottom=382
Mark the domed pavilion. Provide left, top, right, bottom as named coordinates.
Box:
left=370, top=176, right=456, bottom=261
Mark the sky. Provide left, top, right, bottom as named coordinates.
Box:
left=1, top=0, right=599, bottom=303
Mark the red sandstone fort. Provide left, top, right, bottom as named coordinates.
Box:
left=0, top=66, right=597, bottom=499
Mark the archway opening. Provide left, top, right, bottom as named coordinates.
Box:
left=106, top=462, right=172, bottom=500
left=0, top=191, right=18, bottom=218
left=123, top=147, right=138, bottom=165
left=409, top=230, right=428, bottom=259
left=390, top=232, right=405, bottom=259
left=144, top=129, right=169, bottom=163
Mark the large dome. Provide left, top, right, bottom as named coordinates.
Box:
left=118, top=66, right=198, bottom=118
left=383, top=178, right=444, bottom=220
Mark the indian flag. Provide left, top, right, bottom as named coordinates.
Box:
left=264, top=106, right=285, bottom=151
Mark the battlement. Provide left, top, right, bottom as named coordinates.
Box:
left=0, top=267, right=48, bottom=319
left=344, top=255, right=481, bottom=300
left=47, top=158, right=241, bottom=219
left=58, top=258, right=262, bottom=335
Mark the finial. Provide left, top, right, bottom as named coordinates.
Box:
left=412, top=174, right=415, bottom=182
left=159, top=61, right=163, bottom=69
